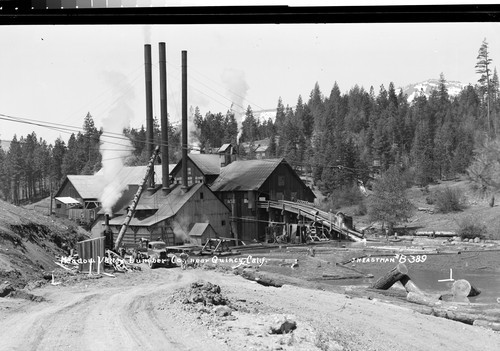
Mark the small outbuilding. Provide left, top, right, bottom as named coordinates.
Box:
left=188, top=222, right=218, bottom=246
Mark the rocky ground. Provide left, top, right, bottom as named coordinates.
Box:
left=2, top=178, right=500, bottom=350
left=2, top=266, right=500, bottom=351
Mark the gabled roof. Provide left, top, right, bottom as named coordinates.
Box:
left=108, top=182, right=206, bottom=227
left=171, top=154, right=221, bottom=178
left=61, top=164, right=177, bottom=200
left=210, top=158, right=283, bottom=192
left=255, top=145, right=269, bottom=153
left=65, top=175, right=105, bottom=199
left=218, top=144, right=232, bottom=153
left=95, top=164, right=176, bottom=186
left=188, top=154, right=221, bottom=176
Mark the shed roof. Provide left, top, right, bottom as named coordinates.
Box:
left=188, top=222, right=213, bottom=237
left=210, top=158, right=283, bottom=192
left=54, top=196, right=81, bottom=205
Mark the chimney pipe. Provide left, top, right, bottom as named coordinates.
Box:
left=145, top=44, right=155, bottom=189
left=105, top=213, right=110, bottom=231
left=104, top=214, right=112, bottom=250
left=181, top=50, right=188, bottom=191
left=159, top=42, right=170, bottom=193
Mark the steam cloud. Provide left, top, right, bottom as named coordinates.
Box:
left=188, top=106, right=201, bottom=153
left=221, top=68, right=249, bottom=140
left=99, top=71, right=134, bottom=215
left=171, top=218, right=190, bottom=244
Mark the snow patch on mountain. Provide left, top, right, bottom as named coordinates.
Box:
left=400, top=79, right=467, bottom=103
left=253, top=109, right=276, bottom=123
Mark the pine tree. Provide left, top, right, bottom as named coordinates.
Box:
left=223, top=110, right=238, bottom=145
left=82, top=112, right=101, bottom=172
left=296, top=95, right=314, bottom=139
left=275, top=97, right=286, bottom=131
left=22, top=133, right=38, bottom=197
left=240, top=105, right=259, bottom=143
left=411, top=120, right=435, bottom=186
left=6, top=136, right=24, bottom=204
left=438, top=72, right=450, bottom=104
left=476, top=38, right=493, bottom=135
left=492, top=67, right=499, bottom=102
left=51, top=137, right=66, bottom=185
left=280, top=105, right=304, bottom=166
left=0, top=148, right=8, bottom=199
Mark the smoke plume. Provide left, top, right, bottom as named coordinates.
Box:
left=188, top=106, right=201, bottom=153
left=99, top=71, right=134, bottom=215
left=221, top=68, right=249, bottom=139
left=171, top=218, right=190, bottom=244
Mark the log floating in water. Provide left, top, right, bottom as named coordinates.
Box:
left=451, top=279, right=481, bottom=301
left=468, top=283, right=481, bottom=297
left=414, top=230, right=456, bottom=237
left=321, top=273, right=367, bottom=280
left=407, top=292, right=441, bottom=306
left=372, top=263, right=408, bottom=290
left=451, top=279, right=471, bottom=301
left=473, top=319, right=500, bottom=331
left=400, top=275, right=424, bottom=294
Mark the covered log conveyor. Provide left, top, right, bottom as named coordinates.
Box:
left=257, top=200, right=365, bottom=242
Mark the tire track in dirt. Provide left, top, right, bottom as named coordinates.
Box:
left=0, top=270, right=227, bottom=351
left=0, top=292, right=100, bottom=351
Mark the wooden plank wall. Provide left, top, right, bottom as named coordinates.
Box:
left=77, top=237, right=105, bottom=273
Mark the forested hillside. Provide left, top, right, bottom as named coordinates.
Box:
left=1, top=39, right=499, bottom=205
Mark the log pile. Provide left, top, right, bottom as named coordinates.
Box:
left=371, top=264, right=500, bottom=331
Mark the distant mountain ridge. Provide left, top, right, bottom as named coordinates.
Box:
left=1, top=140, right=11, bottom=151
left=253, top=109, right=276, bottom=123
left=400, top=79, right=468, bottom=103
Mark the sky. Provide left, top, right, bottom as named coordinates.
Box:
left=0, top=21, right=499, bottom=146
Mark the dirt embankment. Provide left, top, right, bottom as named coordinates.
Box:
left=1, top=267, right=500, bottom=351
left=0, top=199, right=89, bottom=291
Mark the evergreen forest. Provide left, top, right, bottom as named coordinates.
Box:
left=1, top=39, right=499, bottom=205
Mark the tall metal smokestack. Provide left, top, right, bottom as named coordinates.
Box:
left=145, top=44, right=154, bottom=189
left=159, top=42, right=170, bottom=193
left=181, top=50, right=188, bottom=191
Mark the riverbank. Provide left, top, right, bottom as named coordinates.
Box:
left=2, top=265, right=500, bottom=350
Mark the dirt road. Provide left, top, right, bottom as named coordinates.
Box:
left=1, top=267, right=500, bottom=351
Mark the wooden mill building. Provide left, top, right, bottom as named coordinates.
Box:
left=54, top=165, right=175, bottom=225
left=171, top=147, right=316, bottom=243
left=91, top=182, right=230, bottom=247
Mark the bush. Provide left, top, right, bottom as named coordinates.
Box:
left=425, top=194, right=435, bottom=205
left=401, top=168, right=415, bottom=189
left=323, top=185, right=364, bottom=210
left=457, top=216, right=487, bottom=240
left=434, top=187, right=467, bottom=213
left=356, top=201, right=367, bottom=216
